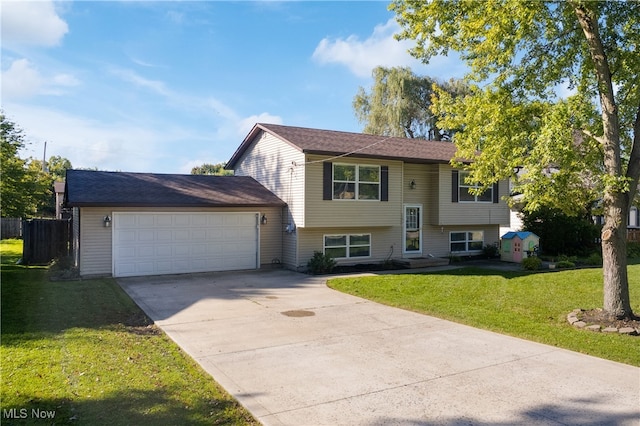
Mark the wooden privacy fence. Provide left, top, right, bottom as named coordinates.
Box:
left=629, top=229, right=640, bottom=243
left=22, top=219, right=72, bottom=265
left=1, top=218, right=22, bottom=239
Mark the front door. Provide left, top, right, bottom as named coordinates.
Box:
left=404, top=205, right=422, bottom=255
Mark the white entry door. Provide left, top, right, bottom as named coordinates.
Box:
left=113, top=212, right=258, bottom=277
left=404, top=204, right=422, bottom=255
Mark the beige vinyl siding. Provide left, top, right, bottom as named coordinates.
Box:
left=436, top=164, right=510, bottom=226
left=420, top=224, right=501, bottom=258
left=282, top=231, right=298, bottom=270
left=296, top=226, right=399, bottom=270
left=233, top=130, right=305, bottom=226
left=303, top=155, right=403, bottom=228
left=78, top=206, right=282, bottom=277
left=79, top=208, right=113, bottom=276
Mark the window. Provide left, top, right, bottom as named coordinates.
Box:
left=459, top=171, right=492, bottom=202
left=324, top=234, right=371, bottom=259
left=333, top=164, right=380, bottom=200
left=450, top=231, right=484, bottom=252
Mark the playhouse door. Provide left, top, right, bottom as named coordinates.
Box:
left=513, top=240, right=522, bottom=262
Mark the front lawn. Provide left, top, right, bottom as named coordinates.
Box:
left=0, top=239, right=257, bottom=425
left=328, top=264, right=640, bottom=366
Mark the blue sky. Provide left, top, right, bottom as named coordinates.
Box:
left=2, top=1, right=467, bottom=174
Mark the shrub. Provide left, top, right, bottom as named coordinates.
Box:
left=556, top=260, right=575, bottom=269
left=521, top=207, right=600, bottom=256
left=585, top=252, right=603, bottom=266
left=482, top=244, right=500, bottom=259
left=522, top=256, right=542, bottom=270
left=628, top=242, right=640, bottom=259
left=307, top=251, right=336, bottom=274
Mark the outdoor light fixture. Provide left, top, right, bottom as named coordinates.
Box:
left=410, top=179, right=416, bottom=190
left=103, top=215, right=112, bottom=227
left=261, top=214, right=267, bottom=225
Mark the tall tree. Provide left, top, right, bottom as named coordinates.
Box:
left=353, top=66, right=467, bottom=140
left=1, top=113, right=34, bottom=218
left=191, top=163, right=233, bottom=176
left=392, top=1, right=639, bottom=319
left=1, top=113, right=74, bottom=218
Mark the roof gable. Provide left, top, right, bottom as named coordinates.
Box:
left=226, top=123, right=459, bottom=169
left=64, top=170, right=285, bottom=208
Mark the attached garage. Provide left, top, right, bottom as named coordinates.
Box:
left=64, top=170, right=285, bottom=278
left=113, top=212, right=259, bottom=277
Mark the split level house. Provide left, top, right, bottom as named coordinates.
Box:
left=65, top=123, right=510, bottom=278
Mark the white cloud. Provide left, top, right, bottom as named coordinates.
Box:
left=1, top=58, right=42, bottom=99
left=312, top=18, right=421, bottom=78
left=6, top=104, right=166, bottom=172
left=1, top=0, right=68, bottom=47
left=109, top=67, right=171, bottom=97
left=1, top=58, right=80, bottom=100
left=312, top=18, right=468, bottom=80
left=238, top=113, right=283, bottom=137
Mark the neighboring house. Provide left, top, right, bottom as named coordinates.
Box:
left=53, top=181, right=67, bottom=219
left=226, top=123, right=510, bottom=271
left=64, top=170, right=285, bottom=277
left=65, top=123, right=510, bottom=278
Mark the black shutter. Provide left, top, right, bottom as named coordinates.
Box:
left=493, top=181, right=499, bottom=203
left=451, top=170, right=459, bottom=203
left=323, top=162, right=332, bottom=200
left=381, top=165, right=389, bottom=201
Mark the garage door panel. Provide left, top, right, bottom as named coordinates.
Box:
left=174, top=215, right=191, bottom=226
left=157, top=230, right=172, bottom=241
left=138, top=215, right=155, bottom=226
left=138, top=230, right=155, bottom=241
left=117, top=229, right=137, bottom=242
left=138, top=245, right=155, bottom=257
left=113, top=212, right=258, bottom=277
left=156, top=245, right=172, bottom=257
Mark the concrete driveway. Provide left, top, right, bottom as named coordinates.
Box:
left=118, top=269, right=640, bottom=425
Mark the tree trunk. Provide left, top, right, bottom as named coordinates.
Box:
left=574, top=4, right=635, bottom=320
left=601, top=194, right=633, bottom=319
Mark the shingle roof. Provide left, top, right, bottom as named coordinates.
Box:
left=64, top=170, right=285, bottom=208
left=226, top=123, right=459, bottom=169
left=501, top=231, right=538, bottom=240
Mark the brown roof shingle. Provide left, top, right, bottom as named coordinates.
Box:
left=64, top=170, right=285, bottom=208
left=226, top=123, right=458, bottom=169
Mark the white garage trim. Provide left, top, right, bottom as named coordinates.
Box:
left=112, top=212, right=259, bottom=277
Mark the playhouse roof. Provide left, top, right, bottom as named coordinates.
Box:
left=501, top=231, right=539, bottom=240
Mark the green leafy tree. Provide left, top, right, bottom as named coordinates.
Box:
left=392, top=1, right=639, bottom=319
left=48, top=155, right=73, bottom=181
left=353, top=66, right=467, bottom=140
left=1, top=113, right=73, bottom=218
left=1, top=113, right=34, bottom=217
left=191, top=163, right=233, bottom=176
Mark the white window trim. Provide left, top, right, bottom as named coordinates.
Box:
left=323, top=233, right=372, bottom=259
left=459, top=171, right=493, bottom=203
left=449, top=231, right=484, bottom=253
left=333, top=163, right=381, bottom=201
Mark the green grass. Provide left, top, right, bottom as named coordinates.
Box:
left=1, top=239, right=258, bottom=425
left=328, top=264, right=640, bottom=366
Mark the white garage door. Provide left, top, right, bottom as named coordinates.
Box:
left=113, top=212, right=259, bottom=277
